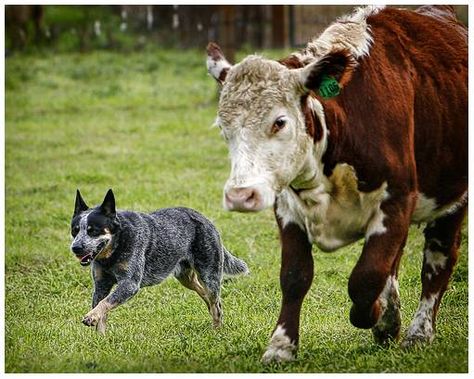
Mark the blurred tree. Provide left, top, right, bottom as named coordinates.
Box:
left=5, top=5, right=468, bottom=54
left=6, top=5, right=44, bottom=51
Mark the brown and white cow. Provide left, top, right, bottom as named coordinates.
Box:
left=206, top=5, right=467, bottom=362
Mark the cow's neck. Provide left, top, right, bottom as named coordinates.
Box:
left=290, top=96, right=331, bottom=192
left=278, top=96, right=388, bottom=251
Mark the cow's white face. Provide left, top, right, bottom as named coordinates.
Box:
left=206, top=43, right=354, bottom=212
left=215, top=56, right=315, bottom=212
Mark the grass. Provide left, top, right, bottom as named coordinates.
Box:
left=5, top=49, right=468, bottom=373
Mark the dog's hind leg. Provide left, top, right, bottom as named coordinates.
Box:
left=176, top=264, right=223, bottom=328
left=194, top=270, right=223, bottom=328
left=176, top=268, right=222, bottom=327
left=191, top=228, right=226, bottom=327
left=176, top=268, right=210, bottom=306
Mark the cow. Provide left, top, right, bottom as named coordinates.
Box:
left=205, top=5, right=467, bottom=363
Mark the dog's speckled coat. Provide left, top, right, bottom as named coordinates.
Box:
left=70, top=189, right=248, bottom=333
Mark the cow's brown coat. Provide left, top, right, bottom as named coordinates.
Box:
left=208, top=5, right=467, bottom=360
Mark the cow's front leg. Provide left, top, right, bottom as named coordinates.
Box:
left=348, top=194, right=414, bottom=345
left=83, top=278, right=140, bottom=333
left=262, top=220, right=313, bottom=363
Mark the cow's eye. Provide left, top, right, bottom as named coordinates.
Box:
left=271, top=116, right=287, bottom=134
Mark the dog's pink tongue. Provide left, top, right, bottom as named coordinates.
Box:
left=80, top=254, right=93, bottom=266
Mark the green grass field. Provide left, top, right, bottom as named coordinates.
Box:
left=5, top=49, right=468, bottom=373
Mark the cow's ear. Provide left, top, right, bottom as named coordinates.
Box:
left=206, top=42, right=233, bottom=85
left=299, top=49, right=356, bottom=99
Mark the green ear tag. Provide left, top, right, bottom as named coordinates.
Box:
left=319, top=75, right=340, bottom=99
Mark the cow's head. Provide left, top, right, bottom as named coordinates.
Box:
left=207, top=43, right=355, bottom=212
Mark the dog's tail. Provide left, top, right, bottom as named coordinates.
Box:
left=222, top=247, right=249, bottom=276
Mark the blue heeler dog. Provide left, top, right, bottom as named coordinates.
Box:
left=70, top=189, right=248, bottom=334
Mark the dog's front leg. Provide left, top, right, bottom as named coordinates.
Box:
left=83, top=278, right=139, bottom=333
left=91, top=282, right=113, bottom=334
left=88, top=265, right=115, bottom=334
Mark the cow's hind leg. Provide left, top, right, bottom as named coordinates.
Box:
left=402, top=205, right=466, bottom=348
left=262, top=219, right=313, bottom=364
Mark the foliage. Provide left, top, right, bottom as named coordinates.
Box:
left=5, top=49, right=468, bottom=373
left=43, top=6, right=128, bottom=52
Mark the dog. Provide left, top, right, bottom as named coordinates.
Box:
left=70, top=189, right=248, bottom=334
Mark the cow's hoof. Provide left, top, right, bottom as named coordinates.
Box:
left=372, top=325, right=400, bottom=346
left=371, top=293, right=401, bottom=345
left=261, top=345, right=296, bottom=364
left=350, top=303, right=379, bottom=329
left=401, top=333, right=434, bottom=349
left=261, top=325, right=296, bottom=364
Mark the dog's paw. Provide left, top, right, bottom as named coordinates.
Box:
left=82, top=311, right=100, bottom=327
left=82, top=310, right=108, bottom=334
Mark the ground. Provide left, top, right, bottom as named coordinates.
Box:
left=5, top=49, right=468, bottom=373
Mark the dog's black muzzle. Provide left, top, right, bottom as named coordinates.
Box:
left=74, top=241, right=107, bottom=266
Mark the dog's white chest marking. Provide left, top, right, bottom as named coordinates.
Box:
left=278, top=163, right=388, bottom=251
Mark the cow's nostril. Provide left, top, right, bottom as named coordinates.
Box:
left=225, top=187, right=262, bottom=212
left=244, top=189, right=257, bottom=205
left=247, top=190, right=255, bottom=201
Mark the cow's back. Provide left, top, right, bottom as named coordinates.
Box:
left=321, top=6, right=467, bottom=211
left=374, top=7, right=466, bottom=205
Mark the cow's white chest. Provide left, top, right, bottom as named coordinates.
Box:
left=277, top=163, right=388, bottom=251
left=412, top=192, right=467, bottom=223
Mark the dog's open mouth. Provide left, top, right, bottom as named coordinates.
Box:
left=78, top=253, right=93, bottom=266
left=77, top=242, right=107, bottom=266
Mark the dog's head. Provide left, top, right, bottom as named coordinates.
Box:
left=70, top=189, right=120, bottom=266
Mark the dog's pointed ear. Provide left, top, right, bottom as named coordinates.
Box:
left=206, top=42, right=233, bottom=85
left=74, top=189, right=89, bottom=217
left=100, top=189, right=116, bottom=217
left=297, top=49, right=356, bottom=98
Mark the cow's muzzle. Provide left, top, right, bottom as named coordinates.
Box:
left=224, top=186, right=271, bottom=212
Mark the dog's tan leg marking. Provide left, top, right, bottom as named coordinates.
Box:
left=177, top=270, right=222, bottom=327
left=178, top=270, right=211, bottom=306
left=209, top=299, right=223, bottom=328
left=93, top=265, right=104, bottom=280
left=96, top=314, right=108, bottom=334
left=117, top=261, right=129, bottom=272
left=83, top=298, right=116, bottom=334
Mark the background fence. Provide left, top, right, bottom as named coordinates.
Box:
left=6, top=5, right=469, bottom=58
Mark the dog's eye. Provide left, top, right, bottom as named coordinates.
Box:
left=87, top=227, right=101, bottom=237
